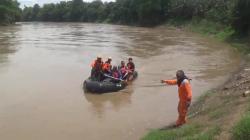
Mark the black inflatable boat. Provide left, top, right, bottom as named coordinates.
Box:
left=83, top=71, right=138, bottom=93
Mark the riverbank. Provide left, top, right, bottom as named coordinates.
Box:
left=142, top=21, right=250, bottom=140
left=166, top=19, right=250, bottom=53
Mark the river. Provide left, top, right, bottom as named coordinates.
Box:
left=0, top=22, right=241, bottom=140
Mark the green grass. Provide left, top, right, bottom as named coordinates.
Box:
left=142, top=124, right=202, bottom=140
left=190, top=126, right=220, bottom=140
left=232, top=112, right=250, bottom=140
left=187, top=19, right=235, bottom=41
left=232, top=103, right=250, bottom=140
left=142, top=124, right=220, bottom=140
left=215, top=27, right=235, bottom=41
left=166, top=18, right=234, bottom=41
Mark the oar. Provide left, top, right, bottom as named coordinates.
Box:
left=122, top=71, right=129, bottom=79
left=103, top=74, right=125, bottom=82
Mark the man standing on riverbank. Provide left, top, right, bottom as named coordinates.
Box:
left=161, top=70, right=192, bottom=127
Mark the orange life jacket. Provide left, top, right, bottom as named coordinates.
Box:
left=91, top=60, right=103, bottom=70
left=102, top=62, right=112, bottom=72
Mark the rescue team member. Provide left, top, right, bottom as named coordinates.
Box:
left=118, top=61, right=128, bottom=80
left=161, top=70, right=192, bottom=127
left=111, top=66, right=122, bottom=83
left=127, top=57, right=135, bottom=72
left=126, top=57, right=135, bottom=81
left=91, top=56, right=103, bottom=81
left=112, top=66, right=120, bottom=79
left=102, top=57, right=112, bottom=75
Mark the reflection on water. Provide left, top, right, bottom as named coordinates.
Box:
left=83, top=82, right=134, bottom=118
left=0, top=22, right=241, bottom=140
left=0, top=25, right=20, bottom=64
left=84, top=88, right=133, bottom=118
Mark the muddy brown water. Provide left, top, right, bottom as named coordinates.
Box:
left=0, top=22, right=241, bottom=140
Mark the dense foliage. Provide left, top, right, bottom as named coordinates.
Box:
left=233, top=0, right=250, bottom=35
left=22, top=0, right=169, bottom=26
left=0, top=0, right=249, bottom=35
left=0, top=0, right=21, bottom=24
left=20, top=0, right=250, bottom=35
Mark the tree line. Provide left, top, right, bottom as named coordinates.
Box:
left=22, top=0, right=169, bottom=26
left=21, top=0, right=250, bottom=35
left=0, top=0, right=21, bottom=24
left=168, top=0, right=250, bottom=36
left=0, top=0, right=249, bottom=36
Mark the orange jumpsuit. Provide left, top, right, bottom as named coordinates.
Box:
left=163, top=79, right=192, bottom=126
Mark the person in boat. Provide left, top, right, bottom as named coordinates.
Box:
left=111, top=66, right=121, bottom=83
left=127, top=57, right=135, bottom=72
left=102, top=57, right=112, bottom=76
left=161, top=70, right=192, bottom=127
left=118, top=61, right=128, bottom=80
left=90, top=56, right=103, bottom=81
left=126, top=57, right=135, bottom=81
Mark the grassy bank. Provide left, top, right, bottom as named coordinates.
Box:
left=142, top=20, right=250, bottom=140
left=232, top=104, right=250, bottom=140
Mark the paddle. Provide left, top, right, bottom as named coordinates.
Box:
left=103, top=74, right=125, bottom=82
left=122, top=71, right=129, bottom=79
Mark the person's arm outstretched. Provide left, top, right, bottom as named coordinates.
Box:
left=161, top=79, right=177, bottom=85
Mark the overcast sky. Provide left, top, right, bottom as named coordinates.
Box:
left=18, top=0, right=115, bottom=8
